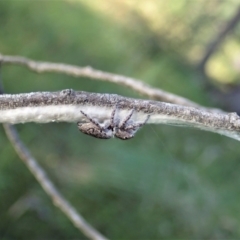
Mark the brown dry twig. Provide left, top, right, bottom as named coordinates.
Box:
left=0, top=62, right=108, bottom=240
left=3, top=124, right=108, bottom=240
left=0, top=53, right=218, bottom=111
left=198, top=6, right=240, bottom=72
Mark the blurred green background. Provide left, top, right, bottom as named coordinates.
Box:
left=1, top=1, right=240, bottom=239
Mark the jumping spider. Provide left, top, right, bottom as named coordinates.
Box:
left=77, top=105, right=150, bottom=140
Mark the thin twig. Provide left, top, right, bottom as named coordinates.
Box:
left=0, top=89, right=240, bottom=141
left=198, top=6, right=240, bottom=72
left=3, top=124, right=108, bottom=240
left=0, top=53, right=216, bottom=111
left=0, top=65, right=108, bottom=240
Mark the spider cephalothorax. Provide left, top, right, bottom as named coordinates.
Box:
left=77, top=105, right=150, bottom=140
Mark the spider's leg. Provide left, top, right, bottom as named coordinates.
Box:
left=80, top=110, right=103, bottom=129
left=110, top=104, right=118, bottom=126
left=119, top=109, right=134, bottom=128
left=125, top=115, right=150, bottom=130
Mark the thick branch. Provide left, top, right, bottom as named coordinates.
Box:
left=0, top=89, right=240, bottom=141
left=0, top=53, right=212, bottom=110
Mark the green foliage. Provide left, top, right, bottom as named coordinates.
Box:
left=1, top=1, right=240, bottom=239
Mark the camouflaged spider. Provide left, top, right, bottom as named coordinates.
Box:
left=77, top=105, right=150, bottom=140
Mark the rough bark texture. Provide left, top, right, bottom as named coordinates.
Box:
left=0, top=89, right=240, bottom=140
